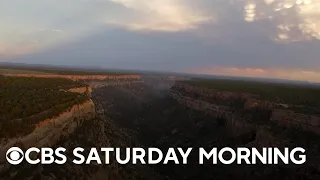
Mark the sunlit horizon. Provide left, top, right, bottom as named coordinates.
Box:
left=1, top=0, right=320, bottom=82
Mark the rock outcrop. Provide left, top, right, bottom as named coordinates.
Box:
left=244, top=98, right=277, bottom=110
left=225, top=116, right=257, bottom=137
left=172, top=82, right=258, bottom=101
left=169, top=91, right=231, bottom=119
left=0, top=99, right=96, bottom=174
left=169, top=91, right=257, bottom=138
left=86, top=80, right=143, bottom=88
left=271, top=109, right=320, bottom=134
left=171, top=82, right=320, bottom=135
left=66, top=86, right=93, bottom=97
left=248, top=127, right=291, bottom=148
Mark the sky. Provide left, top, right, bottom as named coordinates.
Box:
left=1, top=0, right=320, bottom=82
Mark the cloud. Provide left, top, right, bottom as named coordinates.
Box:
left=1, top=0, right=320, bottom=84
left=0, top=0, right=123, bottom=57
left=2, top=0, right=320, bottom=58
left=239, top=0, right=320, bottom=42
left=107, top=0, right=214, bottom=32
left=0, top=0, right=214, bottom=57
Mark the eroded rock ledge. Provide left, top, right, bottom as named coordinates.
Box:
left=170, top=82, right=320, bottom=135
left=62, top=86, right=93, bottom=97
left=0, top=99, right=96, bottom=174
left=172, top=81, right=259, bottom=101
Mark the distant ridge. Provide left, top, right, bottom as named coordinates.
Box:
left=185, top=73, right=320, bottom=87
left=0, top=62, right=140, bottom=75
left=1, top=62, right=319, bottom=87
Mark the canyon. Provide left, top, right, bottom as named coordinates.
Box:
left=1, top=77, right=320, bottom=180
left=87, top=79, right=320, bottom=180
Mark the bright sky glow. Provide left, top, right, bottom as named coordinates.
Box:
left=1, top=0, right=320, bottom=82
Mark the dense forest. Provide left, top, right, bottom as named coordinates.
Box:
left=0, top=76, right=89, bottom=137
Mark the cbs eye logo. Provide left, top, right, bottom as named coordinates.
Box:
left=6, top=147, right=24, bottom=165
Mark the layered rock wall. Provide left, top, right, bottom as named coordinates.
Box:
left=169, top=91, right=256, bottom=137
left=0, top=100, right=96, bottom=174
left=169, top=91, right=231, bottom=119
left=171, top=82, right=320, bottom=135
left=173, top=82, right=258, bottom=101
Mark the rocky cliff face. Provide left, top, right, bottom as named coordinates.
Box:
left=170, top=82, right=320, bottom=135
left=0, top=99, right=96, bottom=174
left=86, top=80, right=143, bottom=88
left=248, top=127, right=291, bottom=148
left=271, top=109, right=320, bottom=134
left=0, top=88, right=166, bottom=180
left=66, top=86, right=93, bottom=97
left=244, top=98, right=277, bottom=110
left=169, top=81, right=320, bottom=172
left=169, top=90, right=258, bottom=139
left=173, top=82, right=258, bottom=101
left=169, top=91, right=232, bottom=119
